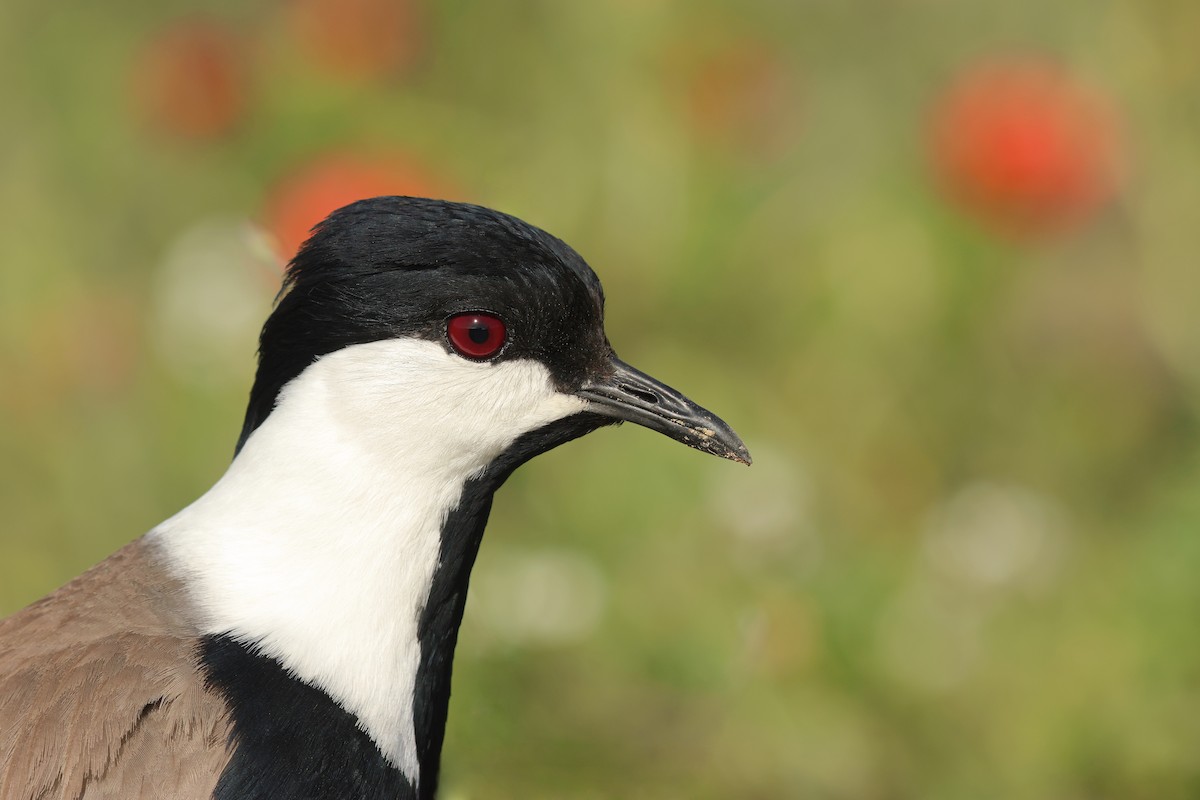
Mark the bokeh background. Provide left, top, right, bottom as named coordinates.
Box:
left=3, top=1, right=1200, bottom=797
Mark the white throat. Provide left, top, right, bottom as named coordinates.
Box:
left=151, top=338, right=586, bottom=783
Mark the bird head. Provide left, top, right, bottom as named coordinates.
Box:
left=236, top=196, right=750, bottom=475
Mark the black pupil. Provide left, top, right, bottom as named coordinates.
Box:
left=468, top=324, right=490, bottom=344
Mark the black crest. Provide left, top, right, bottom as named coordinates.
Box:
left=237, top=197, right=611, bottom=451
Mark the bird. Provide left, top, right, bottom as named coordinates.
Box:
left=0, top=196, right=750, bottom=800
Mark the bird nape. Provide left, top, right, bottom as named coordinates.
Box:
left=0, top=196, right=750, bottom=800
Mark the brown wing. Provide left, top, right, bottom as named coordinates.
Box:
left=0, top=539, right=233, bottom=800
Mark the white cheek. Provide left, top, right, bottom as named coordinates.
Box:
left=310, top=339, right=588, bottom=470
left=155, top=337, right=587, bottom=782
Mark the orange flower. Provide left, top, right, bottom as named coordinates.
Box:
left=264, top=153, right=452, bottom=260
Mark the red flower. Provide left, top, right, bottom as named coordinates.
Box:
left=286, top=0, right=423, bottom=81
left=929, top=59, right=1124, bottom=238
left=132, top=19, right=247, bottom=141
left=682, top=39, right=796, bottom=158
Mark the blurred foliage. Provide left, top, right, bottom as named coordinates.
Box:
left=3, top=0, right=1200, bottom=798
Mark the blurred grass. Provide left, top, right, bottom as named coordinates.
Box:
left=4, top=1, right=1200, bottom=797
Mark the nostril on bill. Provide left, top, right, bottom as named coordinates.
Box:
left=621, top=384, right=659, bottom=405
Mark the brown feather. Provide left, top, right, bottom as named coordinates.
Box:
left=0, top=538, right=233, bottom=800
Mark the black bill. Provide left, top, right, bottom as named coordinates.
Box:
left=576, top=357, right=751, bottom=465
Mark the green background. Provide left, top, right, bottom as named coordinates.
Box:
left=3, top=1, right=1200, bottom=798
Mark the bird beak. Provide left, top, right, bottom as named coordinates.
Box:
left=577, top=357, right=752, bottom=465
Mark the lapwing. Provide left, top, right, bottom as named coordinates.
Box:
left=0, top=197, right=750, bottom=800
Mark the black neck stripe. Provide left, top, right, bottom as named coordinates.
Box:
left=204, top=413, right=610, bottom=800
left=412, top=412, right=608, bottom=796
left=201, top=635, right=417, bottom=800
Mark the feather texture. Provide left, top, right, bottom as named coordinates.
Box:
left=0, top=539, right=231, bottom=800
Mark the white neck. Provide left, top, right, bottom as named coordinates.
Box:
left=150, top=339, right=586, bottom=784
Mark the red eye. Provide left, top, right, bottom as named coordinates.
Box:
left=447, top=313, right=507, bottom=359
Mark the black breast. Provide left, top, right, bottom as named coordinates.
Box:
left=201, top=635, right=417, bottom=800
